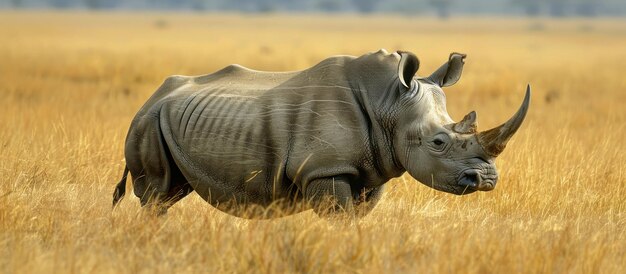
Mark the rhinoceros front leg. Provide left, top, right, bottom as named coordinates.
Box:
left=304, top=176, right=355, bottom=218
left=353, top=185, right=384, bottom=218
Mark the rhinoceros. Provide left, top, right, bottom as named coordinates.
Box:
left=112, top=49, right=530, bottom=218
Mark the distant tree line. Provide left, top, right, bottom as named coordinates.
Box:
left=2, top=0, right=625, bottom=17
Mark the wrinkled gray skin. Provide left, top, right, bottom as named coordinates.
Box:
left=112, top=49, right=530, bottom=218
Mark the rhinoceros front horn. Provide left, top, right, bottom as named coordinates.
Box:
left=477, top=85, right=531, bottom=157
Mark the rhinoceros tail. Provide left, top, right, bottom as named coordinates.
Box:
left=112, top=166, right=129, bottom=209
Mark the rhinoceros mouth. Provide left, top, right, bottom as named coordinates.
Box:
left=456, top=169, right=498, bottom=192
left=432, top=183, right=478, bottom=196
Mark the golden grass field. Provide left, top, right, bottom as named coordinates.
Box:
left=0, top=11, right=625, bottom=273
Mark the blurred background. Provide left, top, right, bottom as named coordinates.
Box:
left=1, top=0, right=626, bottom=17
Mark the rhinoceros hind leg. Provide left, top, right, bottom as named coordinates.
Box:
left=126, top=114, right=194, bottom=216
left=156, top=173, right=194, bottom=214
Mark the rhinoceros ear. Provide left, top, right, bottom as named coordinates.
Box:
left=429, top=52, right=466, bottom=87
left=397, top=51, right=420, bottom=90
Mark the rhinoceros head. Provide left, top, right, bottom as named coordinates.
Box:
left=392, top=52, right=530, bottom=195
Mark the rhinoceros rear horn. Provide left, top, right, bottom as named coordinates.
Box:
left=478, top=85, right=531, bottom=157
left=453, top=111, right=478, bottom=134
left=397, top=51, right=419, bottom=90
left=429, top=52, right=466, bottom=87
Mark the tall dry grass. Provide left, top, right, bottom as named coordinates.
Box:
left=0, top=11, right=624, bottom=273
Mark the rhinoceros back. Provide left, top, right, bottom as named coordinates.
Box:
left=155, top=58, right=368, bottom=205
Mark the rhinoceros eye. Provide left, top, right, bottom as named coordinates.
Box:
left=433, top=139, right=445, bottom=146
left=430, top=134, right=450, bottom=153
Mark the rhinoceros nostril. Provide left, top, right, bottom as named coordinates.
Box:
left=458, top=171, right=480, bottom=188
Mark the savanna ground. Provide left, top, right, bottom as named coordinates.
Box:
left=0, top=11, right=625, bottom=273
